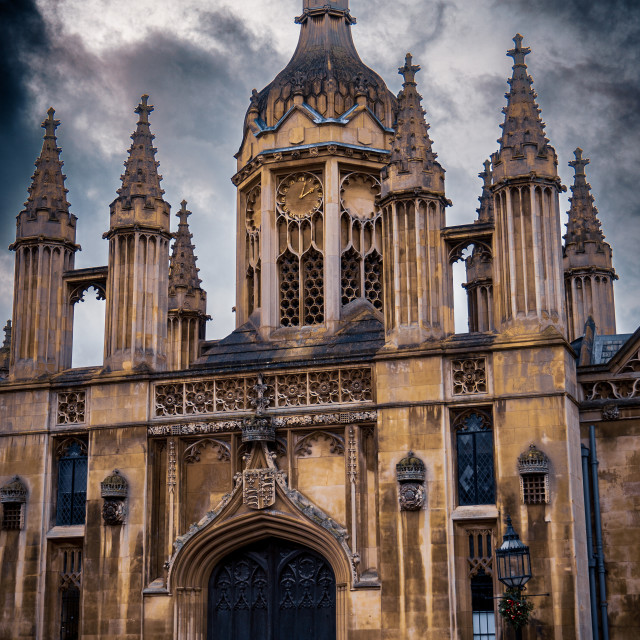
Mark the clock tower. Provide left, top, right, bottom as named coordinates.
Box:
left=233, top=0, right=396, bottom=337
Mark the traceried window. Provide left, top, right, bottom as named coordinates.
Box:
left=453, top=409, right=495, bottom=506
left=339, top=172, right=383, bottom=312
left=466, top=528, right=496, bottom=640
left=276, top=172, right=325, bottom=327
left=56, top=439, right=88, bottom=526
left=59, top=546, right=82, bottom=640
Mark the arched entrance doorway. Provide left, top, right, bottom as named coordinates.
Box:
left=207, top=538, right=336, bottom=640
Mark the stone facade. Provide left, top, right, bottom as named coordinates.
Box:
left=0, top=1, right=638, bottom=639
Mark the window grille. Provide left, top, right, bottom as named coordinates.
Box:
left=279, top=250, right=300, bottom=327
left=2, top=503, right=23, bottom=530
left=453, top=409, right=495, bottom=505
left=518, top=444, right=550, bottom=504
left=364, top=251, right=383, bottom=311
left=302, top=248, right=324, bottom=325
left=56, top=440, right=88, bottom=526
left=341, top=248, right=361, bottom=306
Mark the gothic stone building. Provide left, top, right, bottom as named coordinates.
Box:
left=1, top=1, right=639, bottom=639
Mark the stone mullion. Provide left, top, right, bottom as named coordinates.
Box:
left=325, top=157, right=340, bottom=332
left=415, top=198, right=426, bottom=329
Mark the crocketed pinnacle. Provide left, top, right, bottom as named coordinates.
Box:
left=117, top=95, right=164, bottom=200
left=22, top=108, right=70, bottom=218
left=499, top=34, right=549, bottom=155
left=169, top=200, right=202, bottom=291
left=389, top=54, right=438, bottom=171
left=476, top=159, right=494, bottom=222
left=564, top=148, right=606, bottom=249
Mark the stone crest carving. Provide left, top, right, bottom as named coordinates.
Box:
left=243, top=468, right=276, bottom=510
left=102, top=499, right=126, bottom=526
left=399, top=483, right=425, bottom=511
left=602, top=404, right=620, bottom=421
left=100, top=470, right=128, bottom=525
left=396, top=451, right=426, bottom=511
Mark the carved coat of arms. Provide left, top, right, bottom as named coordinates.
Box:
left=243, top=469, right=276, bottom=510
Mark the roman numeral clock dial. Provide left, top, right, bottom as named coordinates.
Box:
left=277, top=173, right=323, bottom=219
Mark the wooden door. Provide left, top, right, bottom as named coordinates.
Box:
left=208, top=538, right=336, bottom=639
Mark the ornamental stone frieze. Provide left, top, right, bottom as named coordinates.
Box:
left=147, top=409, right=378, bottom=437
left=153, top=366, right=373, bottom=418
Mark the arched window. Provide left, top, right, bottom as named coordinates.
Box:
left=56, top=439, right=88, bottom=526
left=453, top=409, right=495, bottom=506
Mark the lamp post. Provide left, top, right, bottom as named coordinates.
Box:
left=496, top=515, right=532, bottom=639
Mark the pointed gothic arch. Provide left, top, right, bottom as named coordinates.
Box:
left=169, top=510, right=350, bottom=640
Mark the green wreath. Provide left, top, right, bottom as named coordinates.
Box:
left=498, top=588, right=535, bottom=630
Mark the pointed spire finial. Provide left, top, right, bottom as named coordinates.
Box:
left=169, top=199, right=201, bottom=291
left=135, top=94, right=153, bottom=125
left=476, top=159, right=494, bottom=222
left=399, top=53, right=420, bottom=85
left=569, top=147, right=589, bottom=185
left=116, top=95, right=164, bottom=200
left=564, top=147, right=608, bottom=248
left=178, top=199, right=191, bottom=226
left=507, top=33, right=530, bottom=67
left=42, top=107, right=59, bottom=138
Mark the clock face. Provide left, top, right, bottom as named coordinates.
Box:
left=245, top=185, right=262, bottom=231
left=277, top=173, right=323, bottom=219
left=340, top=173, right=380, bottom=219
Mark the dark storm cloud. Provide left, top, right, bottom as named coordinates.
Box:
left=0, top=3, right=288, bottom=347
left=0, top=0, right=52, bottom=249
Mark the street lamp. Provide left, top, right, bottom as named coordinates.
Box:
left=495, top=515, right=532, bottom=639
left=496, top=515, right=531, bottom=589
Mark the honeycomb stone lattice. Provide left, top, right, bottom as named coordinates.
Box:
left=452, top=358, right=487, bottom=395
left=57, top=390, right=86, bottom=425
left=279, top=250, right=300, bottom=327
left=153, top=367, right=373, bottom=416
left=302, top=248, right=324, bottom=325
left=364, top=251, right=383, bottom=311
left=341, top=248, right=361, bottom=306
left=185, top=380, right=214, bottom=414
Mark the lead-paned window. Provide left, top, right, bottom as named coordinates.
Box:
left=56, top=440, right=87, bottom=526
left=453, top=409, right=495, bottom=506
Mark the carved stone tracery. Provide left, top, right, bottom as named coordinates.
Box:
left=154, top=367, right=373, bottom=417
left=294, top=431, right=345, bottom=457
left=183, top=439, right=231, bottom=464
left=57, top=390, right=86, bottom=424
left=452, top=358, right=487, bottom=395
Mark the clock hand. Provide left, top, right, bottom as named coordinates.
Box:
left=298, top=178, right=308, bottom=199
left=300, top=184, right=317, bottom=198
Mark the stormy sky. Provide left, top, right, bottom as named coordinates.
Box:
left=1, top=0, right=639, bottom=366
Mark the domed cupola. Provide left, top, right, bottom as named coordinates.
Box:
left=247, top=0, right=397, bottom=130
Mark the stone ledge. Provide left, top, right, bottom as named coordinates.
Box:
left=46, top=525, right=85, bottom=538
left=451, top=505, right=499, bottom=521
